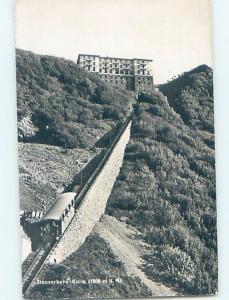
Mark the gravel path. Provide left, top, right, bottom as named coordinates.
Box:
left=94, top=214, right=176, bottom=297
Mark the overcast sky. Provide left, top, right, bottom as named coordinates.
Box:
left=15, top=0, right=213, bottom=84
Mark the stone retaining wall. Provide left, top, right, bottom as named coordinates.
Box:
left=47, top=121, right=132, bottom=263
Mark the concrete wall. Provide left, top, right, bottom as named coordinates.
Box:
left=47, top=121, right=132, bottom=263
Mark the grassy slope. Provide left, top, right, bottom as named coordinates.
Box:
left=159, top=65, right=214, bottom=147
left=18, top=50, right=149, bottom=299
left=16, top=49, right=135, bottom=149
left=28, top=234, right=152, bottom=299
left=17, top=49, right=135, bottom=210
left=18, top=142, right=100, bottom=211
left=106, top=68, right=217, bottom=295
left=18, top=50, right=217, bottom=296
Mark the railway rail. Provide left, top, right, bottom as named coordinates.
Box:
left=22, top=241, right=56, bottom=294
left=22, top=114, right=133, bottom=296
left=72, top=114, right=133, bottom=212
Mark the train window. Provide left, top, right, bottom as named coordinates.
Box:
left=71, top=199, right=74, bottom=206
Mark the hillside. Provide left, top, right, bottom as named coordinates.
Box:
left=106, top=68, right=217, bottom=295
left=159, top=65, right=214, bottom=148
left=17, top=49, right=136, bottom=211
left=17, top=50, right=217, bottom=297
left=16, top=49, right=135, bottom=149
left=28, top=233, right=153, bottom=299
left=18, top=142, right=100, bottom=211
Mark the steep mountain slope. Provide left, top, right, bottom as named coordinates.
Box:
left=159, top=65, right=214, bottom=148
left=16, top=49, right=135, bottom=149
left=17, top=49, right=135, bottom=210
left=94, top=215, right=175, bottom=296
left=17, top=50, right=217, bottom=296
left=18, top=142, right=100, bottom=211
left=28, top=233, right=153, bottom=299
left=106, top=68, right=217, bottom=295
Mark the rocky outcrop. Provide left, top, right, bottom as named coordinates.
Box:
left=18, top=114, right=39, bottom=141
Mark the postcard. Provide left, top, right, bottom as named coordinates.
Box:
left=16, top=0, right=217, bottom=298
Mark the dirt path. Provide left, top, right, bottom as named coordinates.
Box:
left=94, top=214, right=176, bottom=297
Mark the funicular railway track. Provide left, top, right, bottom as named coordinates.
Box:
left=22, top=114, right=133, bottom=296
left=71, top=114, right=133, bottom=209
left=22, top=241, right=56, bottom=294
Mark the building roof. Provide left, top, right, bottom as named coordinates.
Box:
left=42, top=192, right=76, bottom=221
left=77, top=54, right=153, bottom=62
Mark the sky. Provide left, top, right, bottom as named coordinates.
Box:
left=15, top=0, right=213, bottom=84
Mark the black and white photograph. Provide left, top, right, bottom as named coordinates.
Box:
left=16, top=0, right=217, bottom=298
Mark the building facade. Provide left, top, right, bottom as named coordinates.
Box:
left=77, top=54, right=154, bottom=91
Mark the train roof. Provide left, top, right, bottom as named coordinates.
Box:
left=42, top=192, right=76, bottom=221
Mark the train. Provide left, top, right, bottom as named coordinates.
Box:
left=25, top=192, right=76, bottom=251
left=22, top=116, right=133, bottom=251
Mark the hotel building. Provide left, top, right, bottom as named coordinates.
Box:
left=77, top=54, right=154, bottom=92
